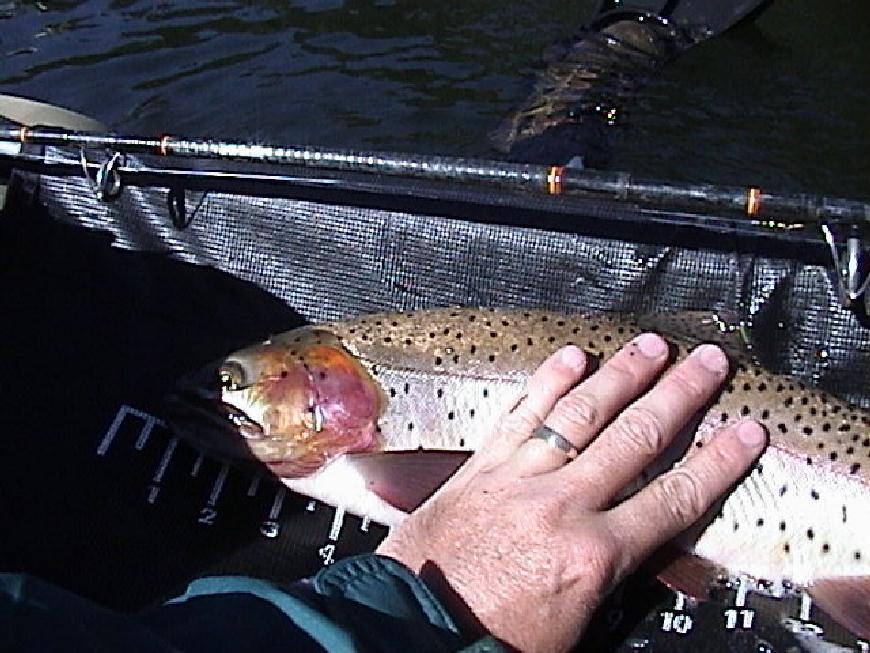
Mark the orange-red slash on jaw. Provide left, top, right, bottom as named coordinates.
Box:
left=226, top=340, right=386, bottom=478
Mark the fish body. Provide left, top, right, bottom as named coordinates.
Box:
left=170, top=307, right=870, bottom=636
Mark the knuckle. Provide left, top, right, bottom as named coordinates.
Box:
left=557, top=391, right=599, bottom=430
left=655, top=469, right=708, bottom=527
left=667, top=365, right=710, bottom=403
left=614, top=406, right=665, bottom=455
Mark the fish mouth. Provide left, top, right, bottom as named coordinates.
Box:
left=163, top=360, right=268, bottom=464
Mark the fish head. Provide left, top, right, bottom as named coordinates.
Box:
left=167, top=330, right=384, bottom=477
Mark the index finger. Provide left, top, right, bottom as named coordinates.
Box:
left=606, top=420, right=767, bottom=564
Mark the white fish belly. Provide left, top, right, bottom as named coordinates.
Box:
left=693, top=444, right=870, bottom=585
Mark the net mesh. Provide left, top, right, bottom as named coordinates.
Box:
left=25, top=151, right=870, bottom=405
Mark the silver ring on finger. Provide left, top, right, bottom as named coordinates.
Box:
left=531, top=424, right=579, bottom=461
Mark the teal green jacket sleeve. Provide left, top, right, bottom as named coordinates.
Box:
left=0, top=554, right=506, bottom=653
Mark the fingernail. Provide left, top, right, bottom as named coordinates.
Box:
left=692, top=344, right=728, bottom=375
left=737, top=421, right=766, bottom=449
left=633, top=332, right=667, bottom=359
left=559, top=345, right=587, bottom=371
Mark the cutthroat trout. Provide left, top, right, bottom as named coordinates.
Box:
left=169, top=307, right=870, bottom=637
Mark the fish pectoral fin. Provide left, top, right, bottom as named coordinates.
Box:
left=807, top=576, right=870, bottom=639
left=347, top=451, right=471, bottom=513
left=646, top=548, right=721, bottom=601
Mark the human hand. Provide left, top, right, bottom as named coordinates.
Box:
left=376, top=334, right=767, bottom=652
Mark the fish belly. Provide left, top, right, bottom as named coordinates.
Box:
left=692, top=443, right=870, bottom=585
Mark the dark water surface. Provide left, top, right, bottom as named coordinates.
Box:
left=1, top=0, right=868, bottom=198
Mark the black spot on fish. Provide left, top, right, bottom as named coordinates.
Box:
left=720, top=413, right=729, bottom=422
left=453, top=355, right=460, bottom=364
left=469, top=409, right=476, bottom=418
left=807, top=528, right=815, bottom=540
left=778, top=423, right=788, bottom=433
left=741, top=406, right=750, bottom=416
left=603, top=335, right=612, bottom=343
left=456, top=332, right=463, bottom=340
left=488, top=354, right=497, bottom=363
left=490, top=331, right=498, bottom=338
left=779, top=485, right=788, bottom=496
left=482, top=388, right=489, bottom=398
left=404, top=338, right=412, bottom=346
left=726, top=383, right=735, bottom=393
left=758, top=383, right=767, bottom=391
left=436, top=388, right=443, bottom=398
left=839, top=423, right=852, bottom=432
left=468, top=315, right=476, bottom=322
left=756, top=518, right=764, bottom=527
left=743, top=382, right=752, bottom=392
left=811, top=489, right=820, bottom=500
left=590, top=324, right=599, bottom=331
left=761, top=409, right=770, bottom=420
left=856, top=551, right=863, bottom=561
left=557, top=320, right=565, bottom=327
left=779, top=521, right=786, bottom=531
left=403, top=382, right=410, bottom=394
left=843, top=506, right=848, bottom=522
left=470, top=344, right=477, bottom=354
left=435, top=356, right=442, bottom=366
left=822, top=543, right=830, bottom=553
left=408, top=422, right=414, bottom=431
left=527, top=337, right=534, bottom=346
left=823, top=423, right=832, bottom=432
left=829, top=451, right=838, bottom=461
left=851, top=462, right=861, bottom=473
left=817, top=442, right=825, bottom=449
left=572, top=327, right=580, bottom=334
left=448, top=411, right=455, bottom=420
left=783, top=543, right=791, bottom=554
left=280, top=370, right=289, bottom=378
left=389, top=388, right=397, bottom=398
left=733, top=522, right=740, bottom=532
left=459, top=437, right=466, bottom=447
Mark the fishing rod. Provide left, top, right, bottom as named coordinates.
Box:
left=2, top=125, right=869, bottom=310
left=2, top=125, right=869, bottom=226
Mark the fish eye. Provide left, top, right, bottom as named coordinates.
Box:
left=219, top=361, right=248, bottom=391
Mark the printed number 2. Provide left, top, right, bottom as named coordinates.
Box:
left=660, top=611, right=693, bottom=634
left=197, top=507, right=218, bottom=526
